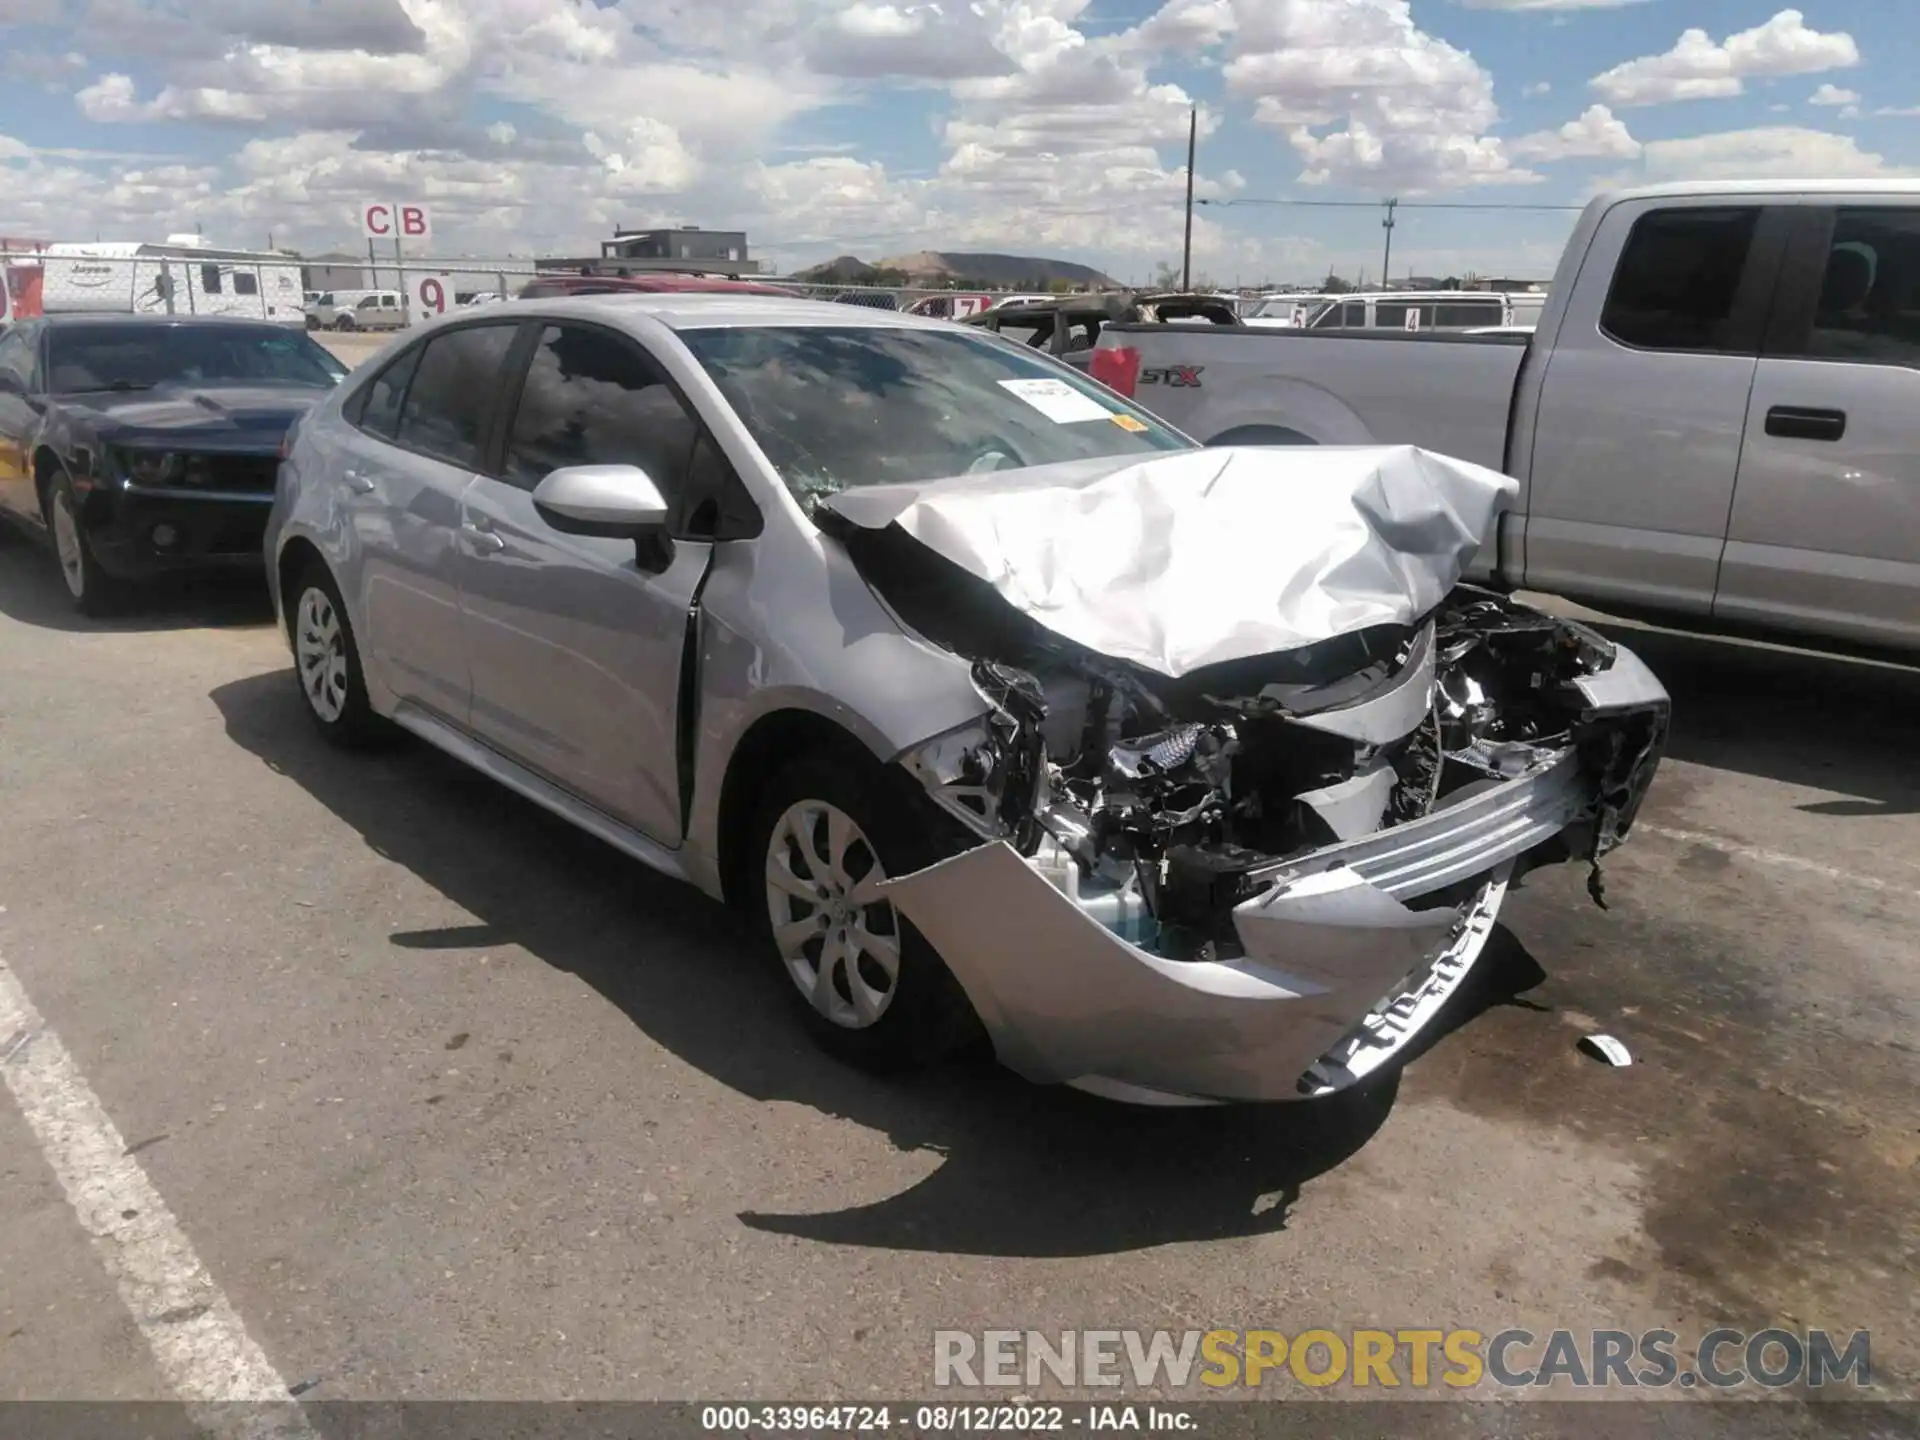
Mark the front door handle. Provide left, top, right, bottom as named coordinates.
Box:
left=1765, top=405, right=1847, bottom=442
left=342, top=469, right=377, bottom=494
left=460, top=521, right=506, bottom=554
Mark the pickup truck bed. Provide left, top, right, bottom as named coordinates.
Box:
left=1100, top=326, right=1530, bottom=472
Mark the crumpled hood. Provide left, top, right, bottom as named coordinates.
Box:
left=820, top=444, right=1519, bottom=679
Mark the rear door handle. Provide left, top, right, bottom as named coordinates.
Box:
left=1764, top=405, right=1847, bottom=442
left=460, top=520, right=506, bottom=554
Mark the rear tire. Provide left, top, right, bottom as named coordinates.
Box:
left=289, top=563, right=388, bottom=748
left=46, top=471, right=126, bottom=618
left=746, top=751, right=981, bottom=1072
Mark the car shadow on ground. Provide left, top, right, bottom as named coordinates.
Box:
left=0, top=526, right=276, bottom=633
left=1588, top=620, right=1920, bottom=819
left=210, top=667, right=1547, bottom=1260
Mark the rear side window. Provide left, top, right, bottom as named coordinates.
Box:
left=501, top=324, right=700, bottom=499
left=354, top=344, right=423, bottom=439
left=1602, top=207, right=1761, bottom=353
left=1435, top=301, right=1500, bottom=327
left=394, top=324, right=518, bottom=468
left=1789, top=207, right=1920, bottom=368
left=234, top=272, right=259, bottom=297
left=201, top=265, right=223, bottom=295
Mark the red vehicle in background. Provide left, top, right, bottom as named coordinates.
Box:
left=1, top=243, right=47, bottom=326
left=514, top=272, right=799, bottom=300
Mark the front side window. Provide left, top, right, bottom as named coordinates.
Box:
left=45, top=324, right=348, bottom=393
left=680, top=324, right=1189, bottom=511
left=1789, top=207, right=1920, bottom=368
left=201, top=265, right=223, bottom=295
left=234, top=272, right=259, bottom=296
left=1601, top=206, right=1761, bottom=353
left=502, top=325, right=700, bottom=497
left=393, top=324, right=518, bottom=469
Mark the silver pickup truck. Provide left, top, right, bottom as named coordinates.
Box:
left=1090, top=180, right=1920, bottom=653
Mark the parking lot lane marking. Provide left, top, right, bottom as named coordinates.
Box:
left=1641, top=824, right=1920, bottom=900
left=0, top=957, right=315, bottom=1439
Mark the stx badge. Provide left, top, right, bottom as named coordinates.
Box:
left=1140, top=365, right=1204, bottom=387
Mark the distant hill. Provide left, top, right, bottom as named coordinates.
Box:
left=793, top=250, right=1119, bottom=289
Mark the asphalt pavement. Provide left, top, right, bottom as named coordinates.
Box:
left=1, top=472, right=1917, bottom=1421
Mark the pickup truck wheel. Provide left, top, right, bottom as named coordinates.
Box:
left=334, top=315, right=356, bottom=332
left=290, top=564, right=388, bottom=748
left=748, top=751, right=982, bottom=1072
left=47, top=472, right=125, bottom=618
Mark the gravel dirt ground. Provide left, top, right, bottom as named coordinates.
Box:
left=0, top=387, right=1916, bottom=1429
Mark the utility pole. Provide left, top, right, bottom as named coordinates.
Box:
left=1381, top=197, right=1398, bottom=289
left=1181, top=106, right=1197, bottom=292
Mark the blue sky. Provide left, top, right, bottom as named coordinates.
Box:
left=1, top=0, right=1914, bottom=284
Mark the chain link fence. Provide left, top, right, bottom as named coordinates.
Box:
left=1, top=248, right=1087, bottom=330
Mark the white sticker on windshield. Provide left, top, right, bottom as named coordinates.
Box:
left=998, top=377, right=1112, bottom=425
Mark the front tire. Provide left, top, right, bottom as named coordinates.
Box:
left=290, top=563, right=387, bottom=747
left=47, top=472, right=125, bottom=618
left=747, top=752, right=980, bottom=1071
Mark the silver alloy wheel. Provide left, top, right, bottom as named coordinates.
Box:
left=765, top=799, right=902, bottom=1029
left=295, top=585, right=350, bottom=724
left=51, top=488, right=85, bottom=599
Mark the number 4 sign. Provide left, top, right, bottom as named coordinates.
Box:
left=409, top=273, right=450, bottom=325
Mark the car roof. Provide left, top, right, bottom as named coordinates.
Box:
left=507, top=292, right=965, bottom=333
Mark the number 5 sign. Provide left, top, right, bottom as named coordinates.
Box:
left=361, top=201, right=433, bottom=241
left=409, top=273, right=451, bottom=325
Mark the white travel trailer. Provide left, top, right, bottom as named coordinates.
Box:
left=37, top=238, right=307, bottom=324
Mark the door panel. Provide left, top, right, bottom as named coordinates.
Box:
left=345, top=321, right=520, bottom=717
left=457, top=479, right=710, bottom=839
left=346, top=437, right=475, bottom=716
left=1521, top=203, right=1782, bottom=612
left=1718, top=204, right=1920, bottom=646
left=454, top=320, right=729, bottom=843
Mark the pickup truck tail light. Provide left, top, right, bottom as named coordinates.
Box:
left=1090, top=344, right=1140, bottom=398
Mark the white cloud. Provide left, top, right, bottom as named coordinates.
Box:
left=1590, top=9, right=1859, bottom=108
left=0, top=134, right=34, bottom=162
left=1218, top=0, right=1537, bottom=192
left=1621, top=126, right=1909, bottom=183
left=1875, top=105, right=1920, bottom=118
left=1522, top=81, right=1552, bottom=98
left=1810, top=83, right=1859, bottom=106
left=1509, top=103, right=1640, bottom=161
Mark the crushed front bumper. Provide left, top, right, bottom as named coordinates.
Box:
left=881, top=651, right=1667, bottom=1104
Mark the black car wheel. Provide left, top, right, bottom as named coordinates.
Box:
left=746, top=750, right=981, bottom=1071
left=45, top=471, right=124, bottom=618
left=333, top=315, right=356, bottom=332
left=290, top=563, right=387, bottom=747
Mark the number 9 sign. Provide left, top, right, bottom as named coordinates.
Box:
left=408, top=274, right=449, bottom=325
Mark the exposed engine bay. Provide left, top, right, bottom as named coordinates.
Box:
left=839, top=521, right=1669, bottom=962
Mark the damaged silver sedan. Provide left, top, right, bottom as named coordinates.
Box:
left=268, top=296, right=1668, bottom=1105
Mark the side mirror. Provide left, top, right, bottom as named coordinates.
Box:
left=0, top=371, right=21, bottom=396
left=532, top=464, right=672, bottom=539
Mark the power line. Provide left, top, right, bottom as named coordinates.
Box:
left=1198, top=197, right=1586, bottom=212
